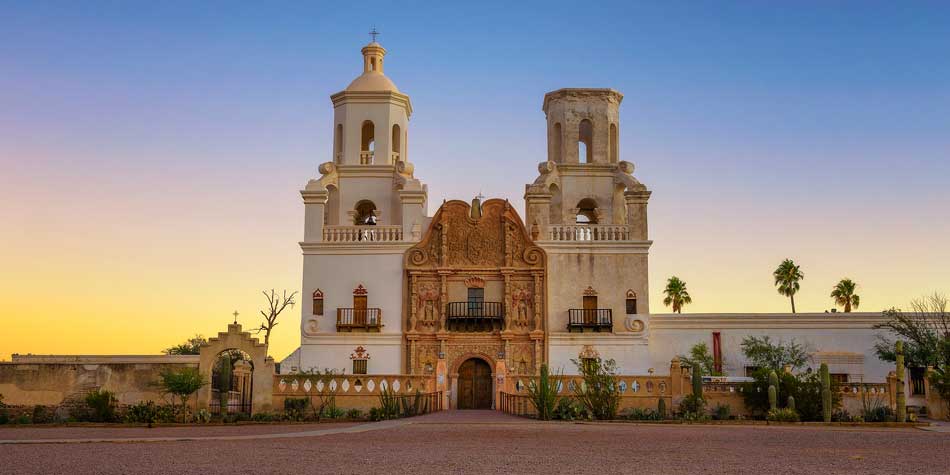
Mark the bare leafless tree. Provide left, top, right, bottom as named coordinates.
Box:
left=874, top=293, right=950, bottom=368
left=257, top=289, right=298, bottom=347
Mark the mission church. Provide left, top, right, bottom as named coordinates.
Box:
left=279, top=39, right=893, bottom=409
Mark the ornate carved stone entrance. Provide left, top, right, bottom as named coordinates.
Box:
left=457, top=358, right=493, bottom=409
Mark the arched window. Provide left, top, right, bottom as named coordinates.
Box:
left=391, top=124, right=401, bottom=163
left=625, top=290, right=637, bottom=315
left=370, top=57, right=377, bottom=72
left=312, top=289, right=324, bottom=316
left=578, top=119, right=593, bottom=163
left=354, top=200, right=377, bottom=226
left=549, top=183, right=562, bottom=226
left=552, top=122, right=562, bottom=163
left=575, top=198, right=598, bottom=224
left=609, top=123, right=618, bottom=163
left=360, top=120, right=375, bottom=164
left=325, top=184, right=339, bottom=225
left=334, top=124, right=343, bottom=163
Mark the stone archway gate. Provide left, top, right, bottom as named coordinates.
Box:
left=197, top=323, right=274, bottom=414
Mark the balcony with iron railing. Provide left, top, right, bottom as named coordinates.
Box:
left=543, top=224, right=632, bottom=242
left=445, top=302, right=505, bottom=332
left=567, top=309, right=613, bottom=332
left=322, top=225, right=404, bottom=243
left=336, top=308, right=382, bottom=332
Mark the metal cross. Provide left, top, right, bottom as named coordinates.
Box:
left=369, top=27, right=380, bottom=43
left=232, top=310, right=239, bottom=324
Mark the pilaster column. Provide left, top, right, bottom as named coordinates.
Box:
left=624, top=190, right=651, bottom=240
left=301, top=189, right=329, bottom=242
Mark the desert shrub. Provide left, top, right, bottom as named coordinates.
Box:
left=711, top=403, right=731, bottom=421
left=678, top=393, right=705, bottom=417
left=553, top=398, right=590, bottom=421
left=254, top=412, right=282, bottom=422
left=742, top=369, right=840, bottom=421
left=324, top=407, right=346, bottom=419
left=195, top=409, right=212, bottom=424
left=345, top=409, right=363, bottom=420
left=125, top=401, right=160, bottom=426
left=31, top=405, right=54, bottom=424
left=368, top=407, right=384, bottom=421
left=157, top=367, right=207, bottom=422
left=571, top=357, right=620, bottom=420
left=14, top=414, right=32, bottom=425
left=284, top=397, right=308, bottom=421
left=223, top=413, right=250, bottom=423
left=527, top=364, right=561, bottom=420
left=767, top=407, right=800, bottom=422
left=84, top=390, right=118, bottom=422
left=860, top=392, right=895, bottom=422
left=831, top=409, right=857, bottom=422
left=376, top=387, right=401, bottom=420
left=622, top=407, right=663, bottom=421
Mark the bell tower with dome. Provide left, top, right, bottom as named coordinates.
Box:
left=290, top=38, right=430, bottom=375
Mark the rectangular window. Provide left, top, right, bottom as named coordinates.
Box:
left=467, top=288, right=484, bottom=315
left=830, top=373, right=848, bottom=384
left=313, top=299, right=324, bottom=316
left=352, top=359, right=368, bottom=375
left=625, top=298, right=637, bottom=315
left=910, top=367, right=926, bottom=395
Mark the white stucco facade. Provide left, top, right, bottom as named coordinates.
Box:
left=284, top=41, right=895, bottom=388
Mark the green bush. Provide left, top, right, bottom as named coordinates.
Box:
left=31, top=405, right=54, bottom=424
left=284, top=397, right=308, bottom=421
left=125, top=401, right=160, bottom=426
left=84, top=390, right=118, bottom=422
left=368, top=407, right=384, bottom=421
left=571, top=357, right=620, bottom=420
left=251, top=412, right=282, bottom=422
left=767, top=407, right=800, bottom=422
left=678, top=393, right=705, bottom=416
left=831, top=409, right=857, bottom=422
left=553, top=398, right=590, bottom=421
left=195, top=409, right=212, bottom=424
left=622, top=407, right=663, bottom=421
left=14, top=414, right=31, bottom=425
left=711, top=403, right=731, bottom=421
left=324, top=407, right=346, bottom=419
left=657, top=398, right=666, bottom=418
left=345, top=409, right=363, bottom=420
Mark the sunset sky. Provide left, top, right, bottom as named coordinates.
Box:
left=2, top=1, right=948, bottom=361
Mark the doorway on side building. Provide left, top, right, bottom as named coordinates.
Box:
left=457, top=358, right=493, bottom=409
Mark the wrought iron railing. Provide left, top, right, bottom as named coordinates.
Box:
left=336, top=308, right=382, bottom=331
left=567, top=309, right=613, bottom=332
left=446, top=302, right=504, bottom=331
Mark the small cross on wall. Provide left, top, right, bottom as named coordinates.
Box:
left=232, top=310, right=239, bottom=325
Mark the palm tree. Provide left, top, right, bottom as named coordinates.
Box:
left=773, top=259, right=804, bottom=313
left=830, top=278, right=860, bottom=312
left=663, top=276, right=692, bottom=314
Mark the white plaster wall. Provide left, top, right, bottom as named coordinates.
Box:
left=300, top=252, right=405, bottom=335
left=298, top=335, right=403, bottom=374
left=544, top=250, right=649, bottom=331
left=549, top=334, right=651, bottom=375
left=649, top=327, right=891, bottom=381
left=338, top=175, right=402, bottom=225
left=335, top=102, right=408, bottom=166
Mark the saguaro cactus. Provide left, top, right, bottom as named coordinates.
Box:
left=820, top=363, right=832, bottom=422
left=768, top=370, right=779, bottom=411
left=896, top=340, right=906, bottom=423
left=657, top=398, right=666, bottom=418
left=691, top=362, right=703, bottom=398
left=787, top=395, right=796, bottom=412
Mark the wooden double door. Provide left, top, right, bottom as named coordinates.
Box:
left=457, top=358, right=493, bottom=409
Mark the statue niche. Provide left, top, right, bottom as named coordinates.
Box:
left=416, top=282, right=440, bottom=330
left=510, top=282, right=533, bottom=329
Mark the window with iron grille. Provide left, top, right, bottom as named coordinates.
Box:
left=625, top=297, right=637, bottom=314
left=352, top=359, right=368, bottom=375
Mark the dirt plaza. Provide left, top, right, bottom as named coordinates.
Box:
left=1, top=411, right=948, bottom=475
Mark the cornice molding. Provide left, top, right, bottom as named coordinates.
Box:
left=648, top=312, right=888, bottom=330
left=300, top=241, right=415, bottom=255
left=330, top=90, right=412, bottom=116
left=536, top=241, right=652, bottom=254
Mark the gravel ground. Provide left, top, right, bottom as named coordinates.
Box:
left=1, top=411, right=947, bottom=475
left=0, top=422, right=359, bottom=441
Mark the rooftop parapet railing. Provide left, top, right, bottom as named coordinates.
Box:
left=322, top=225, right=404, bottom=243
left=543, top=224, right=632, bottom=242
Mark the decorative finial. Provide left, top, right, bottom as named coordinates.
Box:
left=369, top=26, right=380, bottom=43
left=232, top=310, right=239, bottom=325
left=476, top=190, right=485, bottom=202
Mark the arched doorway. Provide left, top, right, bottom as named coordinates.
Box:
left=457, top=358, right=493, bottom=409
left=210, top=349, right=253, bottom=416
